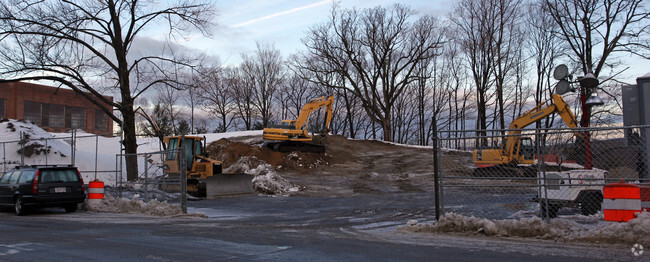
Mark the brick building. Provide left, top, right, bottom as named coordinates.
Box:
left=0, top=82, right=114, bottom=135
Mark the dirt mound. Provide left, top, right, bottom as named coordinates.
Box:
left=206, top=138, right=333, bottom=170
left=206, top=134, right=439, bottom=196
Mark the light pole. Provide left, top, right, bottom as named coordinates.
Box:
left=578, top=72, right=603, bottom=170
left=553, top=65, right=603, bottom=170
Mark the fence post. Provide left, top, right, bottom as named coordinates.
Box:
left=2, top=142, right=6, bottom=173
left=433, top=119, right=441, bottom=220
left=179, top=147, right=187, bottom=214
left=116, top=154, right=122, bottom=198
left=70, top=129, right=75, bottom=166
left=537, top=129, right=551, bottom=220
left=144, top=153, right=149, bottom=202
left=95, top=135, right=98, bottom=180
left=20, top=131, right=24, bottom=166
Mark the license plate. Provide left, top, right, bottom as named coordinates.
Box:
left=54, top=187, right=67, bottom=193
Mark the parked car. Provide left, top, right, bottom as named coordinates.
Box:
left=0, top=165, right=86, bottom=215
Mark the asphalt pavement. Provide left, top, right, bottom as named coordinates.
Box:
left=0, top=193, right=637, bottom=261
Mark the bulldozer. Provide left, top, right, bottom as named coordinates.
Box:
left=161, top=136, right=253, bottom=198
left=135, top=108, right=253, bottom=198
left=472, top=94, right=581, bottom=176
left=263, top=95, right=334, bottom=153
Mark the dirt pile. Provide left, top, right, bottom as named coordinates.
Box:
left=207, top=137, right=334, bottom=170
left=205, top=135, right=440, bottom=196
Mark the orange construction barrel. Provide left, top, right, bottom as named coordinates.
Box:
left=603, top=183, right=641, bottom=222
left=642, top=186, right=650, bottom=212
left=87, top=179, right=105, bottom=201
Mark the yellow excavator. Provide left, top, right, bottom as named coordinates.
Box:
left=135, top=108, right=253, bottom=197
left=472, top=94, right=580, bottom=176
left=263, top=95, right=334, bottom=153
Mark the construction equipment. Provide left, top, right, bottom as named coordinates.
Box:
left=263, top=95, right=334, bottom=153
left=135, top=108, right=253, bottom=197
left=162, top=136, right=253, bottom=198
left=472, top=94, right=580, bottom=176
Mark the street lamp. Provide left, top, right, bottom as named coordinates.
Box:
left=554, top=66, right=604, bottom=170
left=580, top=73, right=604, bottom=106
left=578, top=72, right=603, bottom=169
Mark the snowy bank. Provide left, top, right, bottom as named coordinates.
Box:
left=84, top=194, right=206, bottom=217
left=400, top=212, right=650, bottom=246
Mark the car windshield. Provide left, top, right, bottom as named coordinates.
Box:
left=40, top=169, right=80, bottom=183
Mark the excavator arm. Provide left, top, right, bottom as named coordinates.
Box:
left=502, top=94, right=580, bottom=160
left=293, top=95, right=334, bottom=133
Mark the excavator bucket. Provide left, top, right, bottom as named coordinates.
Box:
left=205, top=173, right=255, bottom=198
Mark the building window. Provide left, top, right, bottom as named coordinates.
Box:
left=95, top=109, right=108, bottom=131
left=49, top=104, right=65, bottom=128
left=65, top=106, right=86, bottom=129
left=0, top=98, right=5, bottom=119
left=24, top=101, right=42, bottom=125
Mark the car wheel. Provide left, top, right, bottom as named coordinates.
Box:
left=580, top=197, right=602, bottom=216
left=15, top=197, right=25, bottom=216
left=64, top=204, right=78, bottom=213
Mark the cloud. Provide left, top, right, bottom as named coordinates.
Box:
left=232, top=0, right=333, bottom=28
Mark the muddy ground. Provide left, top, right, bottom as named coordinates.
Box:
left=207, top=135, right=473, bottom=196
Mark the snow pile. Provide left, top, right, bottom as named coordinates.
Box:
left=0, top=119, right=70, bottom=166
left=400, top=212, right=650, bottom=246
left=84, top=194, right=190, bottom=216
left=225, top=156, right=302, bottom=195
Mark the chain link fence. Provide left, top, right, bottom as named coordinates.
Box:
left=436, top=126, right=649, bottom=220
left=113, top=149, right=188, bottom=213
left=0, top=122, right=186, bottom=213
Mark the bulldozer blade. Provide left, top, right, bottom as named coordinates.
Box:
left=205, top=173, right=255, bottom=198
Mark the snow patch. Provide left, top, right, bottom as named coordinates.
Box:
left=85, top=194, right=188, bottom=216
left=400, top=211, right=650, bottom=246
left=225, top=156, right=302, bottom=195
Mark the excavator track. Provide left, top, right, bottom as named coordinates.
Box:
left=472, top=165, right=537, bottom=178
left=265, top=141, right=326, bottom=153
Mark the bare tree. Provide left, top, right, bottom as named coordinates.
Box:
left=156, top=83, right=182, bottom=135
left=525, top=2, right=566, bottom=129
left=185, top=78, right=201, bottom=134
left=198, top=66, right=236, bottom=133
left=240, top=42, right=284, bottom=128
left=230, top=67, right=257, bottom=130
left=296, top=4, right=444, bottom=141
left=492, top=0, right=524, bottom=132
left=544, top=0, right=650, bottom=126
left=0, top=0, right=214, bottom=181
left=451, top=0, right=497, bottom=145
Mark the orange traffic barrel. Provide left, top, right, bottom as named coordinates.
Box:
left=603, top=183, right=641, bottom=222
left=87, top=179, right=105, bottom=201
left=642, top=186, right=650, bottom=212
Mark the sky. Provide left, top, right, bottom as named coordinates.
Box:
left=135, top=0, right=646, bottom=82
left=141, top=0, right=455, bottom=66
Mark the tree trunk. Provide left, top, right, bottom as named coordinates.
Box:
left=121, top=105, right=139, bottom=181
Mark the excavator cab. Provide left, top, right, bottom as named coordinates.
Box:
left=515, top=137, right=535, bottom=164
